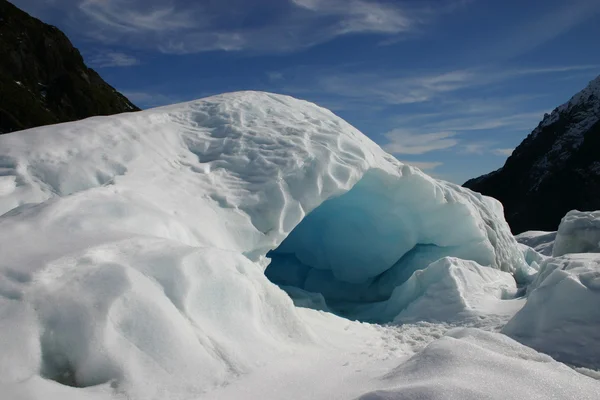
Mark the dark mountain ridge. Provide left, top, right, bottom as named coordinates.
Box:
left=0, top=0, right=139, bottom=134
left=464, top=74, right=600, bottom=234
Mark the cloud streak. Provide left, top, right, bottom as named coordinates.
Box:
left=383, top=130, right=458, bottom=155
left=400, top=160, right=443, bottom=170
left=483, top=0, right=600, bottom=60
left=88, top=52, right=140, bottom=68
left=303, top=64, right=599, bottom=106
left=18, top=0, right=469, bottom=54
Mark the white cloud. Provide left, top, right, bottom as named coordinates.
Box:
left=492, top=148, right=514, bottom=156
left=480, top=0, right=600, bottom=60
left=88, top=52, right=139, bottom=68
left=303, top=65, right=599, bottom=106
left=267, top=72, right=284, bottom=82
left=427, top=111, right=546, bottom=132
left=79, top=0, right=195, bottom=33
left=461, top=142, right=492, bottom=155
left=383, top=129, right=458, bottom=154
left=20, top=0, right=469, bottom=54
left=400, top=160, right=443, bottom=170
left=291, top=0, right=413, bottom=35
left=312, top=69, right=475, bottom=105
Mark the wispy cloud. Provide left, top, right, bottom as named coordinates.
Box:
left=79, top=0, right=195, bottom=33
left=492, top=148, right=514, bottom=156
left=300, top=65, right=599, bottom=106
left=22, top=0, right=469, bottom=54
left=400, top=160, right=443, bottom=170
left=383, top=130, right=458, bottom=155
left=267, top=72, right=284, bottom=82
left=291, top=0, right=413, bottom=35
left=481, top=0, right=600, bottom=60
left=426, top=111, right=547, bottom=132
left=88, top=52, right=139, bottom=68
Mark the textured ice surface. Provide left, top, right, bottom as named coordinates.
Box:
left=553, top=210, right=600, bottom=256
left=504, top=253, right=600, bottom=369
left=358, top=328, right=600, bottom=400
left=515, top=230, right=556, bottom=256
left=0, top=91, right=579, bottom=399
left=344, top=257, right=520, bottom=324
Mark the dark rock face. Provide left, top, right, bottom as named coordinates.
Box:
left=0, top=0, right=139, bottom=134
left=464, top=75, right=600, bottom=234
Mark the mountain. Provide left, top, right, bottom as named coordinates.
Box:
left=0, top=0, right=139, bottom=134
left=464, top=75, right=600, bottom=234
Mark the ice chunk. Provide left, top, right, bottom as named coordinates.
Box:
left=503, top=253, right=600, bottom=369
left=346, top=257, right=520, bottom=324
left=553, top=210, right=600, bottom=256
left=515, top=230, right=556, bottom=256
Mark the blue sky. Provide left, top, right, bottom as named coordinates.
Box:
left=14, top=0, right=600, bottom=183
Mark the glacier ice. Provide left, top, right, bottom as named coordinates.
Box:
left=265, top=167, right=526, bottom=318
left=503, top=253, right=600, bottom=370
left=0, top=90, right=586, bottom=399
left=553, top=210, right=600, bottom=256
left=515, top=230, right=556, bottom=256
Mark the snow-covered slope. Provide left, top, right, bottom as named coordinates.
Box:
left=0, top=92, right=598, bottom=399
left=464, top=74, right=600, bottom=234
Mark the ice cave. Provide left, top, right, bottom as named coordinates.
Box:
left=265, top=168, right=507, bottom=322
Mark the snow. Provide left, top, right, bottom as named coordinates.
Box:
left=515, top=230, right=556, bottom=256
left=0, top=91, right=597, bottom=399
left=553, top=210, right=600, bottom=256
left=359, top=328, right=600, bottom=400
left=521, top=75, right=600, bottom=190
left=503, top=253, right=600, bottom=370
left=346, top=257, right=522, bottom=325
left=539, top=74, right=600, bottom=131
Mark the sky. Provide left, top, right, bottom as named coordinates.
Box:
left=13, top=0, right=600, bottom=184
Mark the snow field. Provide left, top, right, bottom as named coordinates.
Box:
left=0, top=91, right=598, bottom=399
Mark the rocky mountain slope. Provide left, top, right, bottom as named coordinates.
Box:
left=464, top=74, right=600, bottom=234
left=0, top=0, right=139, bottom=134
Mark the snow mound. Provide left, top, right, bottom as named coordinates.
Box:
left=515, top=230, right=556, bottom=256
left=358, top=328, right=600, bottom=400
left=347, top=257, right=520, bottom=324
left=553, top=210, right=600, bottom=256
left=0, top=91, right=528, bottom=397
left=503, top=253, right=600, bottom=369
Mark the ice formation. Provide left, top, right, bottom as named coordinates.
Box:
left=553, top=210, right=600, bottom=256
left=504, top=253, right=600, bottom=369
left=340, top=257, right=520, bottom=324
left=515, top=230, right=556, bottom=256
left=0, top=91, right=597, bottom=399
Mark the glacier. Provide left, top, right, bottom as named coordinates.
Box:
left=553, top=210, right=600, bottom=256
left=0, top=91, right=599, bottom=399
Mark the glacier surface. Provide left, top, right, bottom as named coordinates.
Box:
left=504, top=253, right=600, bottom=370
left=553, top=210, right=600, bottom=256
left=0, top=91, right=598, bottom=399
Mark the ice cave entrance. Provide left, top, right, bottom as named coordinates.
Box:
left=265, top=169, right=489, bottom=322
